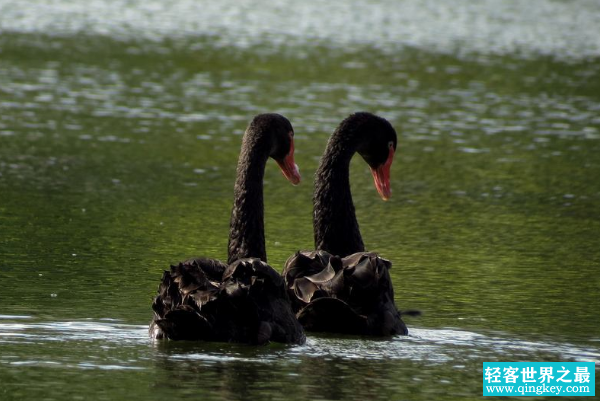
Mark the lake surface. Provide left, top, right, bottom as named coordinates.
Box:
left=1, top=0, right=599, bottom=399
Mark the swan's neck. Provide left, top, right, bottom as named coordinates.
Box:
left=227, top=144, right=268, bottom=264
left=313, top=134, right=364, bottom=257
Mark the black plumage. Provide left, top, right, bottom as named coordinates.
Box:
left=283, top=112, right=409, bottom=336
left=150, top=114, right=304, bottom=345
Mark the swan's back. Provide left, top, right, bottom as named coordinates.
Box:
left=283, top=250, right=407, bottom=336
left=151, top=257, right=305, bottom=344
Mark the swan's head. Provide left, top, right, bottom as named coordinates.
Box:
left=353, top=113, right=397, bottom=200
left=250, top=113, right=301, bottom=185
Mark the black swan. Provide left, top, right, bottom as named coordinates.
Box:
left=150, top=113, right=305, bottom=345
left=282, top=112, right=408, bottom=336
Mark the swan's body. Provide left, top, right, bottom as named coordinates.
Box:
left=150, top=114, right=305, bottom=344
left=283, top=112, right=408, bottom=336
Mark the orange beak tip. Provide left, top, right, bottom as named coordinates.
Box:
left=370, top=169, right=391, bottom=201
left=277, top=159, right=301, bottom=185
left=295, top=164, right=301, bottom=184
left=378, top=187, right=391, bottom=201
left=290, top=163, right=301, bottom=185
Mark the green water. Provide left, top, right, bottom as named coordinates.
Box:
left=1, top=1, right=600, bottom=399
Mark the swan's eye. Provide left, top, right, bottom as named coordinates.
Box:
left=289, top=131, right=294, bottom=138
left=388, top=141, right=394, bottom=149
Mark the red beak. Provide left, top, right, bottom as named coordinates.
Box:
left=276, top=135, right=301, bottom=185
left=369, top=147, right=394, bottom=200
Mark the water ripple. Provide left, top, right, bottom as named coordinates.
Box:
left=0, top=0, right=599, bottom=60
left=3, top=317, right=596, bottom=369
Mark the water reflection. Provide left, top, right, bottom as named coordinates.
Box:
left=2, top=0, right=600, bottom=59
left=2, top=317, right=597, bottom=400
left=2, top=318, right=598, bottom=364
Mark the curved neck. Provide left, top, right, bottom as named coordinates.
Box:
left=313, top=132, right=365, bottom=257
left=227, top=140, right=269, bottom=264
